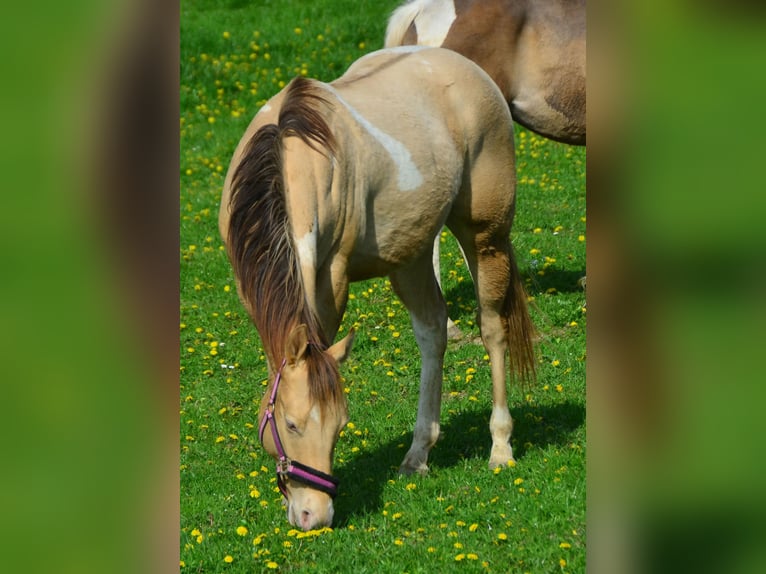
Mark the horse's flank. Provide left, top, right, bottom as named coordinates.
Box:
left=225, top=77, right=344, bottom=414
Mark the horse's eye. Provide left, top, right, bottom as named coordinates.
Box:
left=285, top=419, right=298, bottom=433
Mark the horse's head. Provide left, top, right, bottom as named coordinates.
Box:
left=258, top=324, right=354, bottom=530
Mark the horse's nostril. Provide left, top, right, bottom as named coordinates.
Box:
left=300, top=510, right=313, bottom=530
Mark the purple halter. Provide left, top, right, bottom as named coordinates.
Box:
left=258, top=358, right=340, bottom=499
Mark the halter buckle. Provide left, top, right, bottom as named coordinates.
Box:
left=276, top=458, right=291, bottom=476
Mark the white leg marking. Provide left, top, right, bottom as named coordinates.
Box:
left=324, top=86, right=424, bottom=191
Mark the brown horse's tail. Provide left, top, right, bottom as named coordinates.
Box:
left=505, top=248, right=537, bottom=385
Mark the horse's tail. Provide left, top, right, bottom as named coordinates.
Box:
left=505, top=247, right=537, bottom=385
left=385, top=0, right=422, bottom=47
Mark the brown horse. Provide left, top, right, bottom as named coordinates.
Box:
left=386, top=0, right=586, bottom=337
left=385, top=0, right=586, bottom=145
left=219, top=47, right=535, bottom=530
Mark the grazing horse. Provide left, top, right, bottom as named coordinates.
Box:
left=219, top=47, right=535, bottom=531
left=386, top=0, right=586, bottom=337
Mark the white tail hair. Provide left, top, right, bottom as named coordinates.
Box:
left=385, top=0, right=458, bottom=49
left=384, top=1, right=422, bottom=47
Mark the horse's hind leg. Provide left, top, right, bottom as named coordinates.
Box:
left=451, top=224, right=534, bottom=468
left=389, top=252, right=448, bottom=475
left=432, top=233, right=464, bottom=341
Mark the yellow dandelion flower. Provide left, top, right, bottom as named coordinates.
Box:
left=469, top=523, right=479, bottom=532
left=455, top=554, right=466, bottom=561
left=560, top=559, right=567, bottom=567
left=578, top=234, right=585, bottom=242
left=191, top=528, right=201, bottom=537
left=467, top=553, right=478, bottom=560
left=266, top=561, right=278, bottom=569
left=559, top=542, right=571, bottom=549
left=514, top=478, right=524, bottom=485
left=406, top=483, right=417, bottom=491
left=222, top=31, right=230, bottom=39
left=223, top=555, right=233, bottom=563
left=394, top=539, right=404, bottom=546
left=236, top=526, right=248, bottom=536
left=498, top=532, right=508, bottom=541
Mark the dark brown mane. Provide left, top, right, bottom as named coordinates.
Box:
left=227, top=77, right=343, bottom=411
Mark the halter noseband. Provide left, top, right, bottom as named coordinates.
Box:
left=258, top=358, right=340, bottom=499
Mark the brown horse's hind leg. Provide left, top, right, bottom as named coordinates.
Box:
left=389, top=252, right=448, bottom=475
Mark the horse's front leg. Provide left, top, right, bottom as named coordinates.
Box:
left=390, top=254, right=448, bottom=475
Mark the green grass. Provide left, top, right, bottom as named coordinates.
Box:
left=181, top=1, right=586, bottom=571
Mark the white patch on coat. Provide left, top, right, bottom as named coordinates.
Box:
left=414, top=0, right=457, bottom=47
left=325, top=86, right=423, bottom=191
left=257, top=103, right=272, bottom=115
left=309, top=404, right=321, bottom=425
left=294, top=227, right=317, bottom=270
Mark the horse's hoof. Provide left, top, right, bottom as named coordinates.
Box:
left=398, top=461, right=429, bottom=476
left=489, top=445, right=515, bottom=469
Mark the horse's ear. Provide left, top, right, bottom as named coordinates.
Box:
left=328, top=328, right=355, bottom=364
left=286, top=324, right=309, bottom=366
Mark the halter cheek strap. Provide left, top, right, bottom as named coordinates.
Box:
left=258, top=358, right=340, bottom=499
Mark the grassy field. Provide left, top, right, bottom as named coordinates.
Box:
left=180, top=0, right=586, bottom=572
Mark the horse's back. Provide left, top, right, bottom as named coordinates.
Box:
left=334, top=47, right=512, bottom=149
